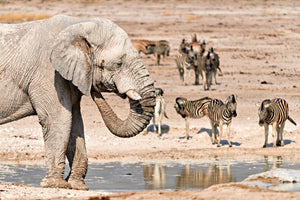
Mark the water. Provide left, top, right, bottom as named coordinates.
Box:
left=0, top=156, right=299, bottom=192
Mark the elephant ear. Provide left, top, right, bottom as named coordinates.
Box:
left=50, top=22, right=98, bottom=96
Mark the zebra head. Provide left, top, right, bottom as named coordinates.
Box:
left=186, top=46, right=197, bottom=64
left=204, top=52, right=213, bottom=71
left=225, top=94, right=237, bottom=117
left=258, top=99, right=271, bottom=126
left=200, top=40, right=206, bottom=54
left=174, top=97, right=187, bottom=118
left=155, top=88, right=164, bottom=96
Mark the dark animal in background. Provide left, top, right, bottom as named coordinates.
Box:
left=208, top=95, right=237, bottom=147
left=258, top=98, right=296, bottom=148
left=146, top=40, right=170, bottom=65
left=196, top=52, right=214, bottom=90
left=132, top=39, right=170, bottom=65
left=174, top=97, right=212, bottom=139
left=208, top=47, right=222, bottom=85
left=176, top=47, right=196, bottom=85
left=132, top=39, right=156, bottom=54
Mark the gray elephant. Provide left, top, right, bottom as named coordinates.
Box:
left=0, top=15, right=155, bottom=190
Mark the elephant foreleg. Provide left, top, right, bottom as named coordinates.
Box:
left=39, top=109, right=72, bottom=189
left=66, top=104, right=88, bottom=190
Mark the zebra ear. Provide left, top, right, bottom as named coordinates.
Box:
left=264, top=102, right=271, bottom=108
left=176, top=97, right=187, bottom=107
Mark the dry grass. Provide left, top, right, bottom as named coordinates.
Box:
left=162, top=11, right=174, bottom=16
left=185, top=15, right=201, bottom=20
left=0, top=13, right=52, bottom=22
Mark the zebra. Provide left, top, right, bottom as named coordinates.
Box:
left=132, top=39, right=170, bottom=65
left=208, top=94, right=237, bottom=147
left=152, top=88, right=168, bottom=136
left=208, top=47, right=222, bottom=85
left=258, top=98, right=297, bottom=148
left=174, top=96, right=212, bottom=139
left=146, top=41, right=170, bottom=65
left=196, top=52, right=213, bottom=90
left=175, top=52, right=195, bottom=85
left=179, top=38, right=206, bottom=58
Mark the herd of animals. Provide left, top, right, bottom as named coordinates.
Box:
left=132, top=34, right=297, bottom=148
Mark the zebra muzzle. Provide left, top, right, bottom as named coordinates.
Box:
left=259, top=120, right=264, bottom=126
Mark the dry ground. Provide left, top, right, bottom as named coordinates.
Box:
left=0, top=0, right=299, bottom=199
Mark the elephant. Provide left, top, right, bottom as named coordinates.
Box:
left=0, top=15, right=156, bottom=190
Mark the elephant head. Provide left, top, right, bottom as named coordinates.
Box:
left=50, top=18, right=155, bottom=138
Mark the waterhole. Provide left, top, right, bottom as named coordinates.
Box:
left=0, top=156, right=299, bottom=192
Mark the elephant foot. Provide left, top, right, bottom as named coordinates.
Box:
left=68, top=178, right=88, bottom=190
left=40, top=177, right=71, bottom=189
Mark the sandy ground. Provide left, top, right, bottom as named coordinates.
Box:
left=0, top=0, right=300, bottom=199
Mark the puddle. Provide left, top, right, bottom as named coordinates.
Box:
left=0, top=156, right=299, bottom=192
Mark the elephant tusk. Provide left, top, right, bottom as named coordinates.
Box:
left=126, top=90, right=142, bottom=100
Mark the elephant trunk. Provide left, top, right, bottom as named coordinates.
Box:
left=91, top=69, right=155, bottom=138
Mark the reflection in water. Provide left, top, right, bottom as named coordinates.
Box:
left=143, top=162, right=233, bottom=190
left=143, top=164, right=166, bottom=189
left=264, top=156, right=284, bottom=171
left=0, top=156, right=299, bottom=192
left=175, top=164, right=232, bottom=189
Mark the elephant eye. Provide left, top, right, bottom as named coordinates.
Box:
left=117, top=61, right=122, bottom=67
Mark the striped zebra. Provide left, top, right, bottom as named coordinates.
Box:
left=196, top=51, right=214, bottom=91
left=208, top=47, right=222, bottom=85
left=132, top=39, right=170, bottom=65
left=258, top=98, right=297, bottom=148
left=174, top=96, right=212, bottom=139
left=208, top=94, right=237, bottom=147
left=175, top=53, right=195, bottom=85
left=153, top=88, right=168, bottom=136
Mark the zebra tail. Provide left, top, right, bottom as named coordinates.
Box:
left=288, top=116, right=297, bottom=126
left=217, top=66, right=222, bottom=73
left=164, top=111, right=169, bottom=119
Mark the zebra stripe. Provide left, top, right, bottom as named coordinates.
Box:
left=175, top=97, right=212, bottom=119
left=174, top=96, right=212, bottom=139
left=258, top=98, right=296, bottom=148
left=208, top=94, right=237, bottom=147
left=259, top=98, right=289, bottom=125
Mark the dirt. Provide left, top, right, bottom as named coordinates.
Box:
left=0, top=0, right=299, bottom=199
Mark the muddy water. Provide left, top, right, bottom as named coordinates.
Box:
left=0, top=156, right=299, bottom=192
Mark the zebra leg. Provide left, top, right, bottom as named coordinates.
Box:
left=158, top=119, right=162, bottom=137
left=227, top=123, right=232, bottom=147
left=279, top=122, right=285, bottom=146
left=183, top=67, right=187, bottom=85
left=214, top=71, right=217, bottom=85
left=272, top=122, right=277, bottom=147
left=276, top=125, right=280, bottom=146
left=202, top=71, right=207, bottom=90
left=157, top=54, right=161, bottom=65
left=217, top=124, right=223, bottom=147
left=263, top=124, right=269, bottom=148
left=207, top=72, right=212, bottom=91
left=210, top=121, right=216, bottom=144
left=153, top=117, right=157, bottom=134
left=185, top=118, right=190, bottom=139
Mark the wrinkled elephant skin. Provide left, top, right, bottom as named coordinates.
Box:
left=0, top=15, right=155, bottom=190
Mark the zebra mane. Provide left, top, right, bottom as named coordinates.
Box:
left=261, top=99, right=271, bottom=110
left=231, top=95, right=236, bottom=103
